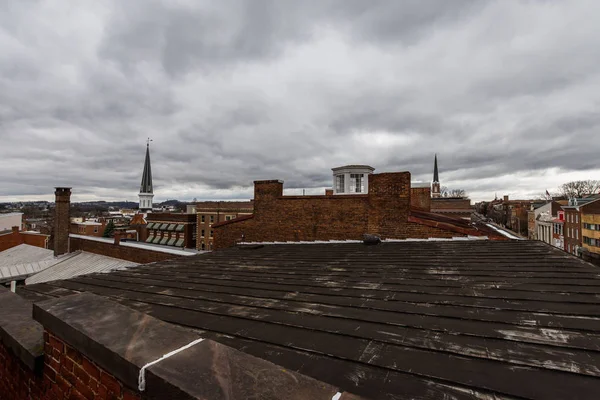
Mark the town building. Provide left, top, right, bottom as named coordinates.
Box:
left=138, top=140, right=154, bottom=212
left=145, top=213, right=197, bottom=249
left=69, top=218, right=106, bottom=237
left=580, top=198, right=600, bottom=261
left=533, top=201, right=563, bottom=246
left=196, top=201, right=254, bottom=250
left=562, top=197, right=598, bottom=256
left=213, top=169, right=506, bottom=249
left=5, top=240, right=600, bottom=399
left=0, top=224, right=49, bottom=253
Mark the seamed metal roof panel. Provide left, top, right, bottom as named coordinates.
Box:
left=25, top=251, right=138, bottom=285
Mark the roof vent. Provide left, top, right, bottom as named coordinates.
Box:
left=363, top=234, right=381, bottom=246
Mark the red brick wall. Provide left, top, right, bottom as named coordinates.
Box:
left=22, top=233, right=49, bottom=249
left=0, top=336, right=43, bottom=399
left=0, top=231, right=48, bottom=252
left=0, top=231, right=23, bottom=252
left=0, top=330, right=140, bottom=400
left=214, top=195, right=370, bottom=249
left=69, top=237, right=182, bottom=264
left=214, top=172, right=467, bottom=249
left=431, top=198, right=472, bottom=210
left=70, top=224, right=105, bottom=237
left=410, top=187, right=431, bottom=211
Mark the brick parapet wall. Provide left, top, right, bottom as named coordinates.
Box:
left=214, top=172, right=476, bottom=249
left=0, top=329, right=141, bottom=400
left=431, top=198, right=473, bottom=210
left=42, top=331, right=141, bottom=400
left=69, top=237, right=181, bottom=264
left=410, top=187, right=431, bottom=211
left=0, top=339, right=43, bottom=400
left=0, top=230, right=48, bottom=252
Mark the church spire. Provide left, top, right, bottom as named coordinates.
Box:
left=140, top=139, right=153, bottom=194
left=431, top=154, right=441, bottom=198
left=433, top=153, right=439, bottom=183
left=139, top=139, right=154, bottom=212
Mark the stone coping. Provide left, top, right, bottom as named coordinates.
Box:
left=0, top=286, right=44, bottom=372
left=33, top=292, right=358, bottom=399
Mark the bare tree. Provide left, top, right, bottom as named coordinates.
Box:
left=558, top=180, right=600, bottom=198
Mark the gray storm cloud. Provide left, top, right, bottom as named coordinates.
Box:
left=1, top=0, right=599, bottom=202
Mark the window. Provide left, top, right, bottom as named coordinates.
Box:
left=94, top=227, right=98, bottom=233
left=210, top=215, right=214, bottom=223
left=201, top=229, right=205, bottom=237
left=576, top=229, right=579, bottom=239
left=210, top=230, right=213, bottom=238
left=335, top=175, right=345, bottom=193
left=201, top=243, right=205, bottom=250
left=350, top=174, right=364, bottom=193
left=576, top=214, right=579, bottom=223
left=201, top=215, right=205, bottom=223
left=225, top=215, right=234, bottom=221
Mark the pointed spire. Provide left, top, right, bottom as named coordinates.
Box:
left=140, top=139, right=153, bottom=194
left=433, top=154, right=439, bottom=183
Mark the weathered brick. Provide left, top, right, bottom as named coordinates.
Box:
left=74, top=376, right=95, bottom=400
left=66, top=345, right=82, bottom=364
left=100, top=372, right=121, bottom=396
left=49, top=335, right=64, bottom=353
left=82, top=357, right=100, bottom=381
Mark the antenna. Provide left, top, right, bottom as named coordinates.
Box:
left=147, top=137, right=153, bottom=146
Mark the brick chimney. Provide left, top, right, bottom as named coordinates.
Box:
left=54, top=187, right=72, bottom=257
left=113, top=231, right=121, bottom=245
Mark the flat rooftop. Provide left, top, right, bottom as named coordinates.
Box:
left=18, top=241, right=600, bottom=399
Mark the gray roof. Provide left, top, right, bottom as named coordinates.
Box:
left=139, top=143, right=153, bottom=194
left=25, top=251, right=138, bottom=285
left=19, top=241, right=600, bottom=399
left=0, top=244, right=56, bottom=283
left=0, top=244, right=54, bottom=267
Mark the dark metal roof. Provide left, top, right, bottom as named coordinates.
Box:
left=139, top=143, right=153, bottom=194
left=18, top=241, right=600, bottom=399
left=433, top=154, right=439, bottom=183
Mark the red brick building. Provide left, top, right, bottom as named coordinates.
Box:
left=196, top=201, right=254, bottom=250
left=145, top=213, right=197, bottom=249
left=69, top=218, right=106, bottom=237
left=0, top=227, right=49, bottom=252
left=214, top=172, right=504, bottom=249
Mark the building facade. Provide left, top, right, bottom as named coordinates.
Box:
left=145, top=213, right=196, bottom=249
left=196, top=201, right=254, bottom=250
left=552, top=211, right=565, bottom=250
left=69, top=219, right=105, bottom=237
left=213, top=171, right=506, bottom=249
left=581, top=198, right=600, bottom=256
left=563, top=197, right=599, bottom=256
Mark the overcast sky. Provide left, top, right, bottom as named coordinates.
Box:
left=1, top=0, right=599, bottom=203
